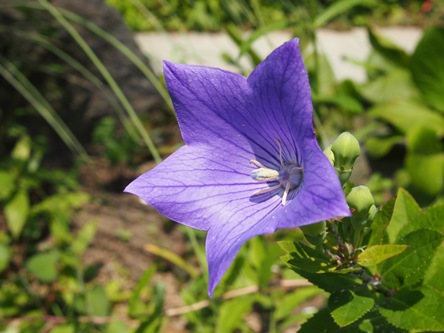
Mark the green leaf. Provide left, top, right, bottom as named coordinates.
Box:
left=367, top=29, right=410, bottom=68
left=134, top=283, right=164, bottom=333
left=73, top=286, right=109, bottom=316
left=295, top=271, right=361, bottom=293
left=368, top=98, right=444, bottom=135
left=411, top=27, right=444, bottom=113
left=378, top=229, right=444, bottom=289
left=368, top=197, right=395, bottom=246
left=405, top=127, right=444, bottom=196
left=424, top=245, right=444, bottom=295
left=299, top=308, right=406, bottom=333
left=313, top=0, right=376, bottom=28
left=215, top=296, right=254, bottom=333
left=0, top=243, right=11, bottom=273
left=365, top=135, right=403, bottom=158
left=378, top=288, right=444, bottom=331
left=299, top=308, right=339, bottom=333
left=385, top=189, right=421, bottom=244
left=85, top=285, right=110, bottom=316
left=367, top=198, right=396, bottom=246
left=307, top=53, right=337, bottom=97
left=71, top=221, right=97, bottom=256
left=12, top=135, right=31, bottom=162
left=274, top=286, right=323, bottom=321
left=255, top=241, right=282, bottom=288
left=26, top=250, right=59, bottom=282
left=5, top=189, right=29, bottom=239
left=129, top=266, right=156, bottom=318
left=283, top=242, right=335, bottom=273
left=0, top=171, right=15, bottom=200
left=359, top=70, right=419, bottom=104
left=49, top=324, right=75, bottom=333
left=398, top=205, right=444, bottom=239
left=106, top=321, right=128, bottom=333
left=31, top=192, right=90, bottom=216
left=356, top=245, right=408, bottom=267
left=277, top=240, right=297, bottom=254
left=329, top=289, right=375, bottom=327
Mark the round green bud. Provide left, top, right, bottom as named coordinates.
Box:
left=300, top=221, right=326, bottom=237
left=347, top=186, right=375, bottom=229
left=323, top=145, right=335, bottom=166
left=331, top=132, right=360, bottom=171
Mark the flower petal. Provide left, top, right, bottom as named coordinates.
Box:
left=164, top=61, right=253, bottom=157
left=247, top=38, right=313, bottom=164
left=206, top=215, right=279, bottom=296
left=125, top=145, right=281, bottom=231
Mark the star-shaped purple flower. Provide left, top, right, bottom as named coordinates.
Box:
left=125, top=39, right=349, bottom=296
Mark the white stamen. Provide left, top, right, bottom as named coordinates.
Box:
left=282, top=181, right=291, bottom=206
left=250, top=140, right=303, bottom=206
left=250, top=160, right=279, bottom=182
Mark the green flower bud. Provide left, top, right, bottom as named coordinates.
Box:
left=346, top=186, right=375, bottom=230
left=368, top=204, right=378, bottom=223
left=323, top=145, right=335, bottom=166
left=331, top=132, right=360, bottom=183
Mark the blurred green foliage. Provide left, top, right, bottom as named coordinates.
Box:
left=106, top=0, right=442, bottom=32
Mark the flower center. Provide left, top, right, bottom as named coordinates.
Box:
left=250, top=140, right=303, bottom=206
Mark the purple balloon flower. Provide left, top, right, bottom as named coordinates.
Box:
left=125, top=39, right=349, bottom=296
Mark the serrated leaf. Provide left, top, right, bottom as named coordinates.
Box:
left=411, top=27, right=444, bottom=113
left=385, top=189, right=421, bottom=244
left=299, top=308, right=340, bottom=333
left=277, top=240, right=297, bottom=254
left=378, top=288, right=444, bottom=331
left=26, top=250, right=59, bottom=282
left=283, top=242, right=335, bottom=273
left=379, top=229, right=444, bottom=289
left=356, top=245, right=408, bottom=267
left=329, top=290, right=375, bottom=327
left=5, top=189, right=29, bottom=238
left=299, top=307, right=405, bottom=333
left=295, top=270, right=361, bottom=293
left=368, top=198, right=395, bottom=246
